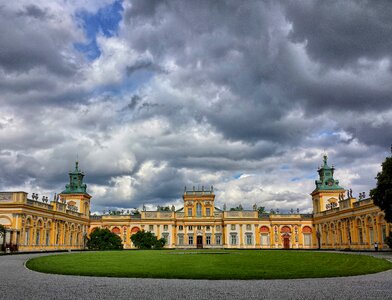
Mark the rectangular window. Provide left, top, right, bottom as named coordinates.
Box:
left=179, top=225, right=183, bottom=231
left=206, top=208, right=211, bottom=216
left=206, top=236, right=211, bottom=245
left=197, top=225, right=202, bottom=230
left=188, top=225, right=193, bottom=230
left=164, top=225, right=168, bottom=231
left=231, top=224, right=236, bottom=230
left=216, top=235, right=221, bottom=245
left=246, top=224, right=251, bottom=231
left=196, top=203, right=202, bottom=217
left=188, top=208, right=192, bottom=216
left=149, top=225, right=153, bottom=231
left=230, top=234, right=237, bottom=245
left=178, top=235, right=184, bottom=245
left=206, top=226, right=210, bottom=231
left=304, top=234, right=311, bottom=247
left=246, top=234, right=252, bottom=245
left=261, top=234, right=270, bottom=246
left=188, top=236, right=193, bottom=245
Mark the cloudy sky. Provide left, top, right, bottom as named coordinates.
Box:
left=1, top=0, right=391, bottom=213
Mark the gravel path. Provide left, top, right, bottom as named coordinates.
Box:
left=0, top=252, right=391, bottom=300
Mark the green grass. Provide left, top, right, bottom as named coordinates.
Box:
left=26, top=250, right=392, bottom=280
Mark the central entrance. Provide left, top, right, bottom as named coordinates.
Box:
left=283, top=235, right=290, bottom=249
left=197, top=235, right=203, bottom=249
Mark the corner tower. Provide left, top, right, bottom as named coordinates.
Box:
left=58, top=161, right=91, bottom=218
left=311, top=155, right=345, bottom=214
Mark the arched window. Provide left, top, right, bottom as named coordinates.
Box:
left=196, top=203, right=202, bottom=217
left=303, top=229, right=312, bottom=247
left=112, top=227, right=121, bottom=234
left=357, top=219, right=363, bottom=244
left=36, top=220, right=42, bottom=245
left=367, top=216, right=374, bottom=244
left=25, top=219, right=31, bottom=245
left=259, top=226, right=270, bottom=247
left=280, top=226, right=291, bottom=233
left=46, top=222, right=51, bottom=246
left=131, top=227, right=140, bottom=233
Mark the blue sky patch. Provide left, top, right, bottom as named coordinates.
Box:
left=74, top=0, right=123, bottom=60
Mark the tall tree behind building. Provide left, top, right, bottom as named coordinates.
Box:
left=370, top=148, right=392, bottom=223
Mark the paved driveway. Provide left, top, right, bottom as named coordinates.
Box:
left=0, top=252, right=391, bottom=300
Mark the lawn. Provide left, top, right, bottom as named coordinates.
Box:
left=26, top=250, right=392, bottom=280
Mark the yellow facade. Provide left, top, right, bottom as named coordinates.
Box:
left=0, top=191, right=90, bottom=252
left=0, top=158, right=390, bottom=252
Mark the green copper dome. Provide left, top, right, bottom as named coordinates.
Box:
left=313, top=155, right=344, bottom=192
left=61, top=161, right=88, bottom=194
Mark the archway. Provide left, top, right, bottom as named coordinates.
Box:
left=259, top=226, right=270, bottom=247
left=283, top=234, right=290, bottom=249
left=302, top=226, right=312, bottom=247
left=197, top=235, right=203, bottom=249
left=280, top=226, right=291, bottom=249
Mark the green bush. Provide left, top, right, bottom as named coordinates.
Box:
left=130, top=230, right=166, bottom=249
left=87, top=228, right=123, bottom=250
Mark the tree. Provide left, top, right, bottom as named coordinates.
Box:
left=130, top=230, right=166, bottom=249
left=86, top=228, right=123, bottom=250
left=370, top=153, right=392, bottom=223
left=157, top=206, right=170, bottom=212
left=230, top=205, right=243, bottom=211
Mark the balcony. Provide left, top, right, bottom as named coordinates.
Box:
left=225, top=211, right=258, bottom=219
left=353, top=198, right=373, bottom=208
left=26, top=199, right=53, bottom=210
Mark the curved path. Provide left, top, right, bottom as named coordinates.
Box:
left=0, top=252, right=391, bottom=300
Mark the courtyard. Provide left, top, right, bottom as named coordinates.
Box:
left=0, top=251, right=391, bottom=299
left=26, top=250, right=392, bottom=280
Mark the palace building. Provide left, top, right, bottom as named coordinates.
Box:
left=0, top=156, right=390, bottom=252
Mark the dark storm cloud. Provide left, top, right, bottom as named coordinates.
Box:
left=126, top=60, right=164, bottom=75
left=0, top=0, right=391, bottom=211
left=17, top=4, right=51, bottom=19
left=284, top=0, right=392, bottom=68
left=122, top=0, right=302, bottom=144
left=121, top=0, right=392, bottom=153
left=0, top=4, right=79, bottom=76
